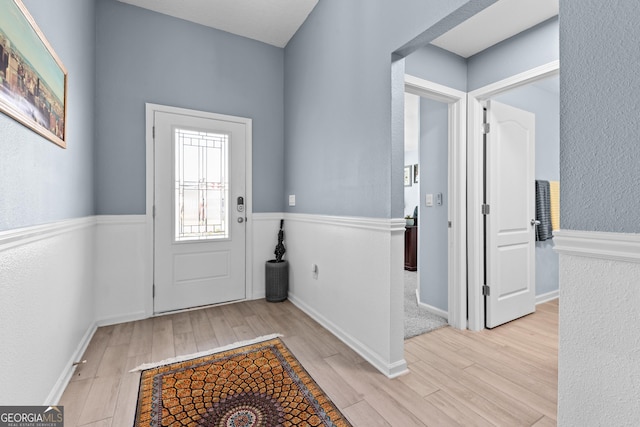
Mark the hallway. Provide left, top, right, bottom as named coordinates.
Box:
left=60, top=299, right=558, bottom=426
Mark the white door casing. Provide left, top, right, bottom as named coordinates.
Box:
left=404, top=75, right=467, bottom=329
left=484, top=100, right=536, bottom=328
left=467, top=61, right=559, bottom=331
left=153, top=109, right=249, bottom=313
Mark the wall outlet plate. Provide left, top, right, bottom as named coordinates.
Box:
left=425, top=194, right=433, bottom=207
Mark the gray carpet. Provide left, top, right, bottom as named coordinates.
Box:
left=404, top=271, right=448, bottom=339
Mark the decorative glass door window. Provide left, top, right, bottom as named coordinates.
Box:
left=174, top=127, right=229, bottom=241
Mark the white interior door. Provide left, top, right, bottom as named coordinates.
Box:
left=485, top=100, right=536, bottom=328
left=154, top=110, right=247, bottom=313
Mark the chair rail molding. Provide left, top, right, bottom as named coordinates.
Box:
left=554, top=229, right=640, bottom=263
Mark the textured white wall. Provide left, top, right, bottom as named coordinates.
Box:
left=556, top=231, right=640, bottom=425
left=0, top=219, right=95, bottom=404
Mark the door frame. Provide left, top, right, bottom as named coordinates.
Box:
left=467, top=60, right=559, bottom=331
left=144, top=103, right=253, bottom=316
left=404, top=75, right=467, bottom=329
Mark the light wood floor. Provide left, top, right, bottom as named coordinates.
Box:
left=60, top=298, right=558, bottom=426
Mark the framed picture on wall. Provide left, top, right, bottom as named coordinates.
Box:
left=0, top=0, right=68, bottom=148
left=413, top=164, right=419, bottom=183
left=404, top=165, right=412, bottom=187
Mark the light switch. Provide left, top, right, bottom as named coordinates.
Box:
left=425, top=194, right=433, bottom=207
left=288, top=195, right=296, bottom=206
left=436, top=193, right=443, bottom=206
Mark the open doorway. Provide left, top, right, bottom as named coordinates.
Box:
left=403, top=75, right=467, bottom=337
left=399, top=8, right=559, bottom=333
left=468, top=65, right=560, bottom=330
left=403, top=91, right=449, bottom=338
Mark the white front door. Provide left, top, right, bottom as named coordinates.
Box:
left=485, top=100, right=536, bottom=328
left=153, top=109, right=248, bottom=313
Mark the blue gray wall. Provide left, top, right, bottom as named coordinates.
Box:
left=0, top=0, right=96, bottom=231
left=283, top=0, right=471, bottom=218
left=494, top=79, right=560, bottom=297
left=418, top=98, right=449, bottom=311
left=405, top=44, right=467, bottom=92
left=467, top=17, right=558, bottom=92
left=95, top=0, right=285, bottom=214
left=560, top=2, right=640, bottom=233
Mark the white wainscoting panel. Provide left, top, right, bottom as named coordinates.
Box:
left=555, top=230, right=640, bottom=426
left=284, top=213, right=408, bottom=378
left=0, top=218, right=96, bottom=405
left=94, top=216, right=148, bottom=325
left=0, top=212, right=410, bottom=404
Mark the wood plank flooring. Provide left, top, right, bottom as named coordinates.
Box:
left=59, top=299, right=558, bottom=426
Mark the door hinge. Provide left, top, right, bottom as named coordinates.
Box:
left=481, top=204, right=490, bottom=215
left=448, top=221, right=452, bottom=228
left=152, top=205, right=156, bottom=218
left=152, top=126, right=155, bottom=138
left=482, top=123, right=490, bottom=134
left=482, top=285, right=490, bottom=296
left=152, top=284, right=155, bottom=298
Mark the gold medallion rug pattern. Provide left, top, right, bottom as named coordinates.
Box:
left=134, top=337, right=352, bottom=426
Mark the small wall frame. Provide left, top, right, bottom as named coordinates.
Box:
left=404, top=165, right=412, bottom=187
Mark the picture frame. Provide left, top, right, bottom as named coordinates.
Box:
left=404, top=165, right=412, bottom=187
left=0, top=0, right=68, bottom=148
left=413, top=164, right=419, bottom=183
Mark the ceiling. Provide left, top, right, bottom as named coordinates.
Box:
left=116, top=0, right=557, bottom=55
left=116, top=0, right=318, bottom=48
left=432, top=0, right=559, bottom=58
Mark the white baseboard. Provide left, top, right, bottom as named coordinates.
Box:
left=96, top=311, right=148, bottom=327
left=289, top=294, right=408, bottom=378
left=536, top=290, right=559, bottom=305
left=416, top=289, right=449, bottom=320
left=415, top=289, right=449, bottom=320
left=45, top=322, right=97, bottom=405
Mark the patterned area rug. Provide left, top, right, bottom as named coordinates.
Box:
left=134, top=337, right=351, bottom=426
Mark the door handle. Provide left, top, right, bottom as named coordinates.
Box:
left=237, top=217, right=244, bottom=223
left=531, top=219, right=541, bottom=226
